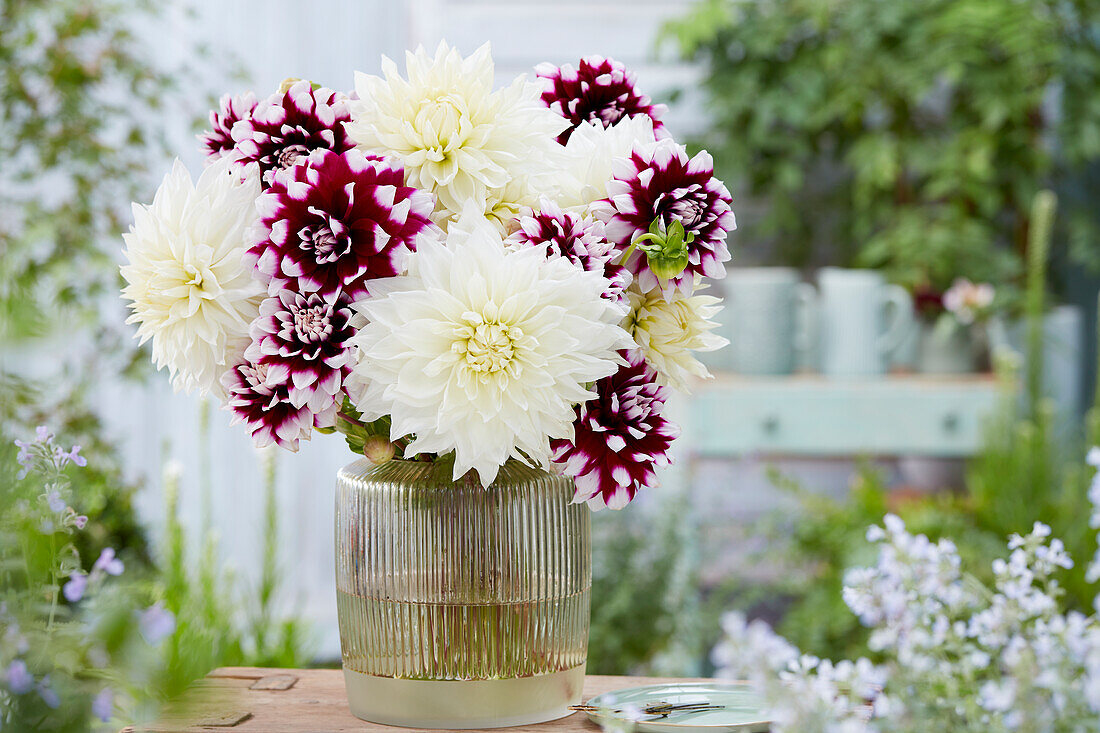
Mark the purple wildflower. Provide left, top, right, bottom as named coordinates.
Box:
left=139, top=602, right=176, bottom=645
left=14, top=439, right=33, bottom=479
left=93, top=548, right=124, bottom=577
left=3, top=621, right=29, bottom=655
left=35, top=426, right=51, bottom=443
left=73, top=515, right=88, bottom=530
left=53, top=443, right=86, bottom=468
left=92, top=687, right=114, bottom=722
left=37, top=676, right=60, bottom=709
left=64, top=445, right=87, bottom=467
left=63, top=572, right=88, bottom=602
left=50, top=492, right=68, bottom=514
left=5, top=660, right=33, bottom=695
left=45, top=489, right=66, bottom=514
left=14, top=439, right=32, bottom=467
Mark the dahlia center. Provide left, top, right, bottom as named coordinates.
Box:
left=292, top=304, right=332, bottom=343
left=661, top=186, right=707, bottom=230
left=240, top=362, right=274, bottom=395
left=416, top=95, right=465, bottom=149
left=276, top=143, right=310, bottom=170
left=592, top=99, right=627, bottom=126
left=183, top=263, right=206, bottom=290
left=183, top=262, right=222, bottom=298
left=455, top=315, right=521, bottom=374
left=299, top=209, right=352, bottom=265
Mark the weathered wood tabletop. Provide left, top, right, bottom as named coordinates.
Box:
left=126, top=668, right=709, bottom=732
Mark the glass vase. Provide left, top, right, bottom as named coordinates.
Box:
left=335, top=458, right=591, bottom=729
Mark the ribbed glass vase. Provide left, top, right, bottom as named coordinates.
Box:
left=335, top=458, right=591, bottom=729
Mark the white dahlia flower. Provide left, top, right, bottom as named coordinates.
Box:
left=559, top=115, right=658, bottom=210
left=479, top=175, right=542, bottom=235
left=349, top=205, right=631, bottom=486
left=121, top=158, right=264, bottom=395
left=346, top=41, right=568, bottom=224
left=625, top=283, right=727, bottom=391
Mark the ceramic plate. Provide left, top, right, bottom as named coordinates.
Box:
left=582, top=682, right=770, bottom=733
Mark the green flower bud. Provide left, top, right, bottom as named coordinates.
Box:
left=363, top=435, right=396, bottom=465
left=629, top=218, right=693, bottom=282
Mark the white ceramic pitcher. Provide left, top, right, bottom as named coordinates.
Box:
left=722, top=268, right=815, bottom=375
left=817, top=268, right=913, bottom=377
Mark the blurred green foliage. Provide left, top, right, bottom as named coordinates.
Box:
left=773, top=390, right=1100, bottom=661
left=0, top=0, right=176, bottom=345
left=666, top=0, right=1100, bottom=297
left=0, top=2, right=313, bottom=723
left=0, top=374, right=152, bottom=576
left=0, top=0, right=176, bottom=570
left=763, top=192, right=1100, bottom=660
left=0, top=426, right=167, bottom=730
left=1, top=396, right=313, bottom=728
left=153, top=448, right=313, bottom=699
left=588, top=496, right=704, bottom=675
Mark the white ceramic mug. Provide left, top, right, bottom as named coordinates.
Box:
left=817, top=268, right=913, bottom=377
left=718, top=268, right=815, bottom=375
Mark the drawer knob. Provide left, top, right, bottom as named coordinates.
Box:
left=943, top=413, right=960, bottom=431
left=762, top=415, right=780, bottom=434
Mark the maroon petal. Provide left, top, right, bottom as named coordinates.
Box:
left=227, top=81, right=354, bottom=187
left=247, top=148, right=435, bottom=301
left=600, top=141, right=735, bottom=292
left=551, top=349, right=677, bottom=509
left=199, top=92, right=259, bottom=162
left=507, top=199, right=630, bottom=303
left=536, top=56, right=667, bottom=144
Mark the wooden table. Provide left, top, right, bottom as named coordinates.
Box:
left=127, top=668, right=707, bottom=732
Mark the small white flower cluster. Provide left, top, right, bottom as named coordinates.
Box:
left=712, top=450, right=1100, bottom=732
left=714, top=612, right=889, bottom=733
left=844, top=514, right=972, bottom=661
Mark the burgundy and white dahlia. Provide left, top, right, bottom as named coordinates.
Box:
left=221, top=359, right=325, bottom=451
left=601, top=139, right=735, bottom=294
left=246, top=291, right=355, bottom=418
left=508, top=199, right=631, bottom=302
left=247, top=148, right=436, bottom=301
left=551, top=350, right=680, bottom=510
left=200, top=92, right=258, bottom=162
left=536, top=56, right=666, bottom=144
left=230, top=80, right=353, bottom=186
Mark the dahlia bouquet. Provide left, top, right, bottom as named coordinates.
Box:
left=120, top=43, right=735, bottom=510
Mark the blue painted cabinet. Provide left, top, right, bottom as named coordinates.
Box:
left=685, top=375, right=1005, bottom=457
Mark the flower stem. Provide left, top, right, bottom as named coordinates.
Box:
left=337, top=410, right=365, bottom=427
left=616, top=239, right=639, bottom=266
left=46, top=534, right=59, bottom=634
